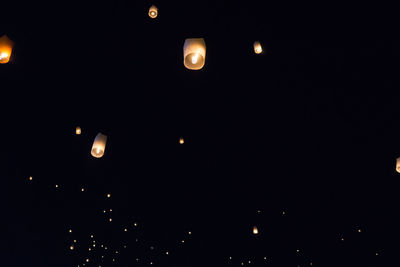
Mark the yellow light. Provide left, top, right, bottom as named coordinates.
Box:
left=29, top=176, right=33, bottom=181
left=76, top=126, right=81, bottom=135
left=148, top=5, right=158, bottom=18
left=253, top=226, right=259, bottom=235
left=91, top=133, right=107, bottom=158
left=188, top=231, right=192, bottom=235
left=0, top=52, right=8, bottom=60
left=107, top=193, right=111, bottom=198
left=86, top=259, right=89, bottom=262
left=69, top=229, right=72, bottom=233
left=358, top=229, right=361, bottom=233
left=181, top=240, right=185, bottom=243
left=81, top=188, right=85, bottom=192
left=70, top=245, right=74, bottom=250
left=55, top=184, right=59, bottom=188
left=88, top=248, right=91, bottom=251
left=110, top=209, right=112, bottom=211
left=191, top=53, right=199, bottom=64
left=134, top=222, right=138, bottom=227
left=124, top=228, right=128, bottom=232
left=253, top=41, right=263, bottom=54
left=103, top=210, right=106, bottom=213
left=109, top=218, right=112, bottom=222
left=179, top=137, right=184, bottom=144
left=73, top=240, right=77, bottom=243
left=166, top=251, right=169, bottom=255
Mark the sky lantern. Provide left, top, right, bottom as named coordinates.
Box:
left=179, top=137, right=184, bottom=144
left=148, top=5, right=158, bottom=18
left=253, top=226, right=259, bottom=235
left=396, top=157, right=400, bottom=173
left=0, top=35, right=14, bottom=64
left=91, top=133, right=107, bottom=158
left=253, top=41, right=262, bottom=54
left=76, top=126, right=82, bottom=135
left=183, top=38, right=206, bottom=70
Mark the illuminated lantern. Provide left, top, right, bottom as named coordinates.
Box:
left=396, top=157, right=400, bottom=173
left=253, top=41, right=262, bottom=54
left=183, top=38, right=206, bottom=70
left=179, top=137, right=184, bottom=144
left=76, top=126, right=82, bottom=135
left=91, top=133, right=107, bottom=158
left=148, top=5, right=158, bottom=18
left=252, top=226, right=259, bottom=235
left=0, top=35, right=14, bottom=64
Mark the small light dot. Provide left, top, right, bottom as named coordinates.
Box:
left=112, top=259, right=115, bottom=262
left=88, top=248, right=91, bottom=251
left=179, top=137, right=184, bottom=144
left=103, top=210, right=106, bottom=213
left=296, top=249, right=300, bottom=253
left=107, top=193, right=111, bottom=198
left=165, top=251, right=169, bottom=255
left=124, top=228, right=128, bottom=232
left=248, top=260, right=251, bottom=263
left=29, top=176, right=33, bottom=181
left=282, top=211, right=286, bottom=215
left=90, top=235, right=94, bottom=238
left=188, top=231, right=192, bottom=235
left=86, top=259, right=89, bottom=262
left=229, top=256, right=232, bottom=260
left=376, top=252, right=379, bottom=256
left=115, top=251, right=119, bottom=254
left=109, top=209, right=112, bottom=212
left=55, top=184, right=59, bottom=188
left=150, top=246, right=154, bottom=250
left=358, top=229, right=362, bottom=233
left=109, top=218, right=112, bottom=222
left=70, top=245, right=74, bottom=250
left=134, top=222, right=138, bottom=227
left=150, top=262, right=153, bottom=265
left=73, top=240, right=77, bottom=243
left=264, top=257, right=267, bottom=260
left=69, top=229, right=72, bottom=233
left=181, top=240, right=185, bottom=243
left=81, top=188, right=85, bottom=192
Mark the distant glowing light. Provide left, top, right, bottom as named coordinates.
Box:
left=70, top=245, right=74, bottom=250
left=179, top=137, right=184, bottom=144
left=253, top=226, right=259, bottom=235
left=76, top=126, right=81, bottom=135
left=107, top=193, right=111, bottom=198
left=29, top=176, right=33, bottom=181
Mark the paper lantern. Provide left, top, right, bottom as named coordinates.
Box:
left=91, top=133, right=107, bottom=158
left=396, top=157, right=400, bottom=173
left=253, top=226, right=259, bottom=235
left=183, top=38, right=206, bottom=70
left=76, top=126, right=81, bottom=135
left=148, top=5, right=158, bottom=18
left=0, top=35, right=14, bottom=64
left=179, top=137, right=184, bottom=144
left=253, top=41, right=262, bottom=54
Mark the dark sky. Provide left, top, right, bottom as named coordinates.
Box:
left=2, top=1, right=400, bottom=266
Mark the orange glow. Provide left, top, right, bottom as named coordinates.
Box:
left=148, top=5, right=158, bottom=18
left=253, top=41, right=262, bottom=54
left=179, top=137, right=184, bottom=144
left=76, top=126, right=81, bottom=135
left=252, top=226, right=259, bottom=235
left=0, top=35, right=14, bottom=64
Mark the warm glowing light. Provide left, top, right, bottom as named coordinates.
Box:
left=109, top=218, right=112, bottom=222
left=90, top=235, right=94, bottom=238
left=107, top=193, right=111, bottom=198
left=296, top=249, right=300, bottom=253
left=148, top=5, right=158, bottom=18
left=55, top=184, right=59, bottom=188
left=252, top=226, right=259, bottom=235
left=109, top=208, right=112, bottom=211
left=86, top=259, right=89, bottom=262
left=103, top=210, right=106, bottom=213
left=396, top=157, right=400, bottom=173
left=166, top=251, right=169, bottom=255
left=124, top=228, right=128, bottom=232
left=191, top=53, right=199, bottom=64
left=134, top=222, right=138, bottom=227
left=183, top=38, right=206, bottom=70
left=69, top=229, right=72, bottom=233
left=88, top=248, right=91, bottom=251
left=70, top=245, right=74, bottom=250
left=76, top=126, right=81, bottom=135
left=0, top=35, right=14, bottom=64
left=91, top=133, right=107, bottom=158
left=179, top=137, right=184, bottom=144
left=29, top=176, right=33, bottom=181
left=81, top=188, right=85, bottom=192
left=253, top=41, right=262, bottom=54
left=73, top=240, right=77, bottom=243
left=188, top=231, right=192, bottom=235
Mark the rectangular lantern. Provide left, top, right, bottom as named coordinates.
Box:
left=0, top=35, right=14, bottom=64
left=91, top=133, right=107, bottom=158
left=183, top=38, right=206, bottom=70
left=253, top=41, right=262, bottom=54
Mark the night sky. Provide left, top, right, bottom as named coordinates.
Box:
left=2, top=1, right=400, bottom=266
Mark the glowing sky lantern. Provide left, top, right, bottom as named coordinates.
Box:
left=179, top=137, right=184, bottom=144
left=253, top=41, right=262, bottom=54
left=76, top=126, right=82, bottom=135
left=0, top=35, right=14, bottom=64
left=183, top=38, right=206, bottom=70
left=148, top=5, right=158, bottom=18
left=253, top=226, right=259, bottom=235
left=396, top=157, right=400, bottom=173
left=91, top=133, right=107, bottom=158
